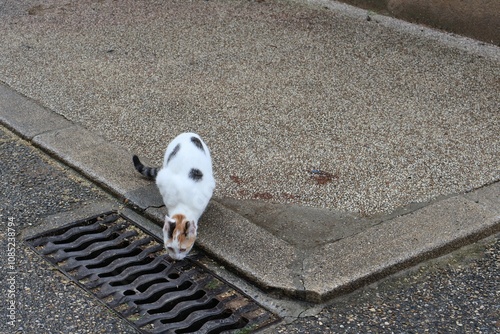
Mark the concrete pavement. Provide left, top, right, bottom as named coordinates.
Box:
left=1, top=0, right=499, bottom=306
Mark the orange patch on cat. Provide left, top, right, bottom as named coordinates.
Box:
left=171, top=214, right=195, bottom=248
left=171, top=214, right=186, bottom=226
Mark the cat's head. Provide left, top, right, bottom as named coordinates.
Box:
left=163, top=214, right=197, bottom=260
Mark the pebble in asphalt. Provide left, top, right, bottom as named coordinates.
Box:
left=0, top=126, right=137, bottom=333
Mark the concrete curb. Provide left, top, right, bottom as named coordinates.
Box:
left=1, top=82, right=499, bottom=303
left=325, top=0, right=500, bottom=46
left=303, top=190, right=500, bottom=301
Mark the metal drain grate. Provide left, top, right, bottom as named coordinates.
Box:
left=26, top=212, right=279, bottom=333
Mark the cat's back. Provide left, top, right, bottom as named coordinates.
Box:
left=157, top=132, right=215, bottom=211
left=162, top=132, right=213, bottom=173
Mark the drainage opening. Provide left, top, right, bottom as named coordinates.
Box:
left=26, top=211, right=279, bottom=333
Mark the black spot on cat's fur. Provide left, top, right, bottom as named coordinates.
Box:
left=168, top=221, right=176, bottom=239
left=190, top=136, right=205, bottom=152
left=167, top=144, right=180, bottom=164
left=189, top=168, right=203, bottom=182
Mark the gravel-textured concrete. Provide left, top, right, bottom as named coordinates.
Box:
left=0, top=0, right=498, bottom=216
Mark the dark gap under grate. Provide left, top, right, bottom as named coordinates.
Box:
left=26, top=211, right=279, bottom=334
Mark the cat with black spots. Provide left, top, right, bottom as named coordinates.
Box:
left=133, top=132, right=215, bottom=260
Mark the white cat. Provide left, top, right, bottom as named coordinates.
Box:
left=133, top=132, right=215, bottom=260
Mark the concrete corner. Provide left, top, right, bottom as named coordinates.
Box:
left=198, top=200, right=303, bottom=296
left=302, top=192, right=500, bottom=302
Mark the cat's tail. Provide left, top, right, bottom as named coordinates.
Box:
left=132, top=155, right=159, bottom=179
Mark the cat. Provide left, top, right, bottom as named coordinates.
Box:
left=132, top=132, right=215, bottom=260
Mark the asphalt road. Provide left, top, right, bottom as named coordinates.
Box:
left=0, top=126, right=136, bottom=333
left=1, top=124, right=499, bottom=333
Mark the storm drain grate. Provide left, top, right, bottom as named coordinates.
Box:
left=26, top=211, right=279, bottom=333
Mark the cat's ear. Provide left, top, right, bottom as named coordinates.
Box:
left=184, top=221, right=197, bottom=237
left=164, top=215, right=176, bottom=239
